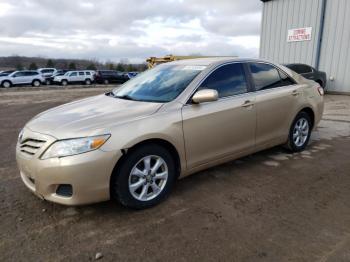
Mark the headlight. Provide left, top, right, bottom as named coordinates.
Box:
left=18, top=129, right=24, bottom=142
left=41, top=134, right=110, bottom=159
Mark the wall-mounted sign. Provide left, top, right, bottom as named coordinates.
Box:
left=287, top=27, right=312, bottom=42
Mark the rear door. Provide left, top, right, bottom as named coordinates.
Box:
left=182, top=62, right=256, bottom=169
left=26, top=72, right=38, bottom=84
left=248, top=62, right=301, bottom=147
left=78, top=71, right=85, bottom=81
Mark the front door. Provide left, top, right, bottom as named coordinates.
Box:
left=182, top=63, right=256, bottom=170
left=12, top=71, right=27, bottom=84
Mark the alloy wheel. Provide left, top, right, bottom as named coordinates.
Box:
left=128, top=155, right=168, bottom=201
left=293, top=117, right=309, bottom=147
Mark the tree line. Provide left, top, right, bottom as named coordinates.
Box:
left=1, top=56, right=147, bottom=72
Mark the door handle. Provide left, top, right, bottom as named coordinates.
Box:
left=242, top=100, right=254, bottom=108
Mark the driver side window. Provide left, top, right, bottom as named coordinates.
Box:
left=199, top=63, right=248, bottom=98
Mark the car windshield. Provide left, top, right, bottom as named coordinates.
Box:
left=112, top=64, right=205, bottom=103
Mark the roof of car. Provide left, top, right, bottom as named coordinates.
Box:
left=168, top=57, right=272, bottom=66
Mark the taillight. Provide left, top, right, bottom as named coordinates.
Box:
left=317, top=85, right=324, bottom=96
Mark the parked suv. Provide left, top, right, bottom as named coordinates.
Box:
left=53, top=71, right=94, bottom=86
left=16, top=58, right=324, bottom=209
left=46, top=70, right=69, bottom=85
left=38, top=68, right=58, bottom=85
left=95, top=70, right=128, bottom=84
left=0, top=70, right=45, bottom=88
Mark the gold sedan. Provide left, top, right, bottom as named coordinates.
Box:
left=16, top=58, right=324, bottom=209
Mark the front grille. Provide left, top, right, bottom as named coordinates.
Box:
left=20, top=138, right=46, bottom=156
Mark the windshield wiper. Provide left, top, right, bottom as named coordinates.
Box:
left=115, top=94, right=137, bottom=101
left=105, top=92, right=115, bottom=97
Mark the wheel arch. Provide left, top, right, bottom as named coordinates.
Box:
left=299, top=107, right=315, bottom=129
left=109, top=138, right=182, bottom=196
left=1, top=80, right=12, bottom=87
left=32, top=79, right=41, bottom=83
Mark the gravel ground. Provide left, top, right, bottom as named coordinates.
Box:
left=0, top=88, right=350, bottom=262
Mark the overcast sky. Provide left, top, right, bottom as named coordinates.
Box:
left=0, top=0, right=262, bottom=63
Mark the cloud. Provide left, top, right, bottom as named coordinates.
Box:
left=0, top=0, right=262, bottom=62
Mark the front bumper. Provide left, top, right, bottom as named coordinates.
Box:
left=16, top=128, right=121, bottom=205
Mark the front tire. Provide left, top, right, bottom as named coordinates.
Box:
left=111, top=144, right=176, bottom=209
left=2, top=81, right=11, bottom=88
left=286, top=111, right=312, bottom=152
left=61, top=80, right=68, bottom=86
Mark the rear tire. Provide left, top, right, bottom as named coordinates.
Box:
left=285, top=111, right=312, bottom=152
left=85, top=79, right=92, bottom=85
left=111, top=144, right=176, bottom=209
left=2, top=81, right=11, bottom=88
left=104, top=79, right=109, bottom=85
left=32, top=80, right=41, bottom=87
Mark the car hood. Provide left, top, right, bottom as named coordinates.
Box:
left=26, top=94, right=163, bottom=139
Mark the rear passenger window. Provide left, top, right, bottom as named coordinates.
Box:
left=79, top=72, right=84, bottom=76
left=199, top=63, right=248, bottom=98
left=250, top=63, right=290, bottom=91
left=86, top=72, right=91, bottom=75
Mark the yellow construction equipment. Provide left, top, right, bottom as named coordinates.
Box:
left=146, top=55, right=236, bottom=68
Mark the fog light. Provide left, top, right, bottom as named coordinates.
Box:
left=56, top=184, right=73, bottom=197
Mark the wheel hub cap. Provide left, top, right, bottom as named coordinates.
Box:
left=293, top=117, right=309, bottom=147
left=128, top=155, right=168, bottom=201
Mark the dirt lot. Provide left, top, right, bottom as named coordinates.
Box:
left=1, top=87, right=350, bottom=262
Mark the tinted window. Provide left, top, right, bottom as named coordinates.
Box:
left=79, top=72, right=84, bottom=76
left=70, top=72, right=77, bottom=76
left=199, top=63, right=248, bottom=98
left=13, top=72, right=25, bottom=77
left=113, top=64, right=203, bottom=103
left=287, top=64, right=312, bottom=74
left=86, top=72, right=91, bottom=75
left=250, top=63, right=283, bottom=91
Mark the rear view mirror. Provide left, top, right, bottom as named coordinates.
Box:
left=192, top=89, right=218, bottom=104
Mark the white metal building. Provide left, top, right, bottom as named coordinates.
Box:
left=260, top=0, right=350, bottom=93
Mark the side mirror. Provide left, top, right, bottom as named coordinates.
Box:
left=192, top=89, right=218, bottom=104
